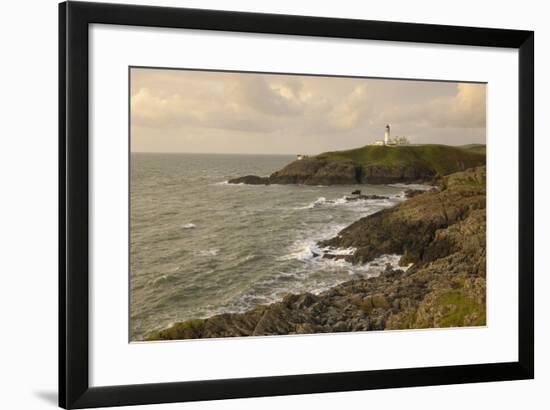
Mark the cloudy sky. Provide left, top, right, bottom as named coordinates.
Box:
left=130, top=68, right=486, bottom=155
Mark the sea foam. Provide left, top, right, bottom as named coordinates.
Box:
left=195, top=248, right=219, bottom=257
left=297, top=194, right=402, bottom=212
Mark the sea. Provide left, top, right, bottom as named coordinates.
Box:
left=130, top=153, right=419, bottom=340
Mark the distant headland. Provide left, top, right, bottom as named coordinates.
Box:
left=228, top=143, right=486, bottom=186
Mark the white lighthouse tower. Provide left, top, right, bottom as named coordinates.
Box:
left=384, top=124, right=390, bottom=145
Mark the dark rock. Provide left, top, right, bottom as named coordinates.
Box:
left=351, top=189, right=361, bottom=195
left=295, top=293, right=318, bottom=309
left=267, top=157, right=440, bottom=185
left=333, top=321, right=349, bottom=332
left=360, top=164, right=435, bottom=184
left=269, top=157, right=361, bottom=185
left=227, top=175, right=270, bottom=185
left=404, top=189, right=424, bottom=198
left=296, top=323, right=318, bottom=334
left=322, top=253, right=347, bottom=260
left=345, top=194, right=388, bottom=201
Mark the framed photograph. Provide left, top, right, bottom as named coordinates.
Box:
left=59, top=1, right=534, bottom=408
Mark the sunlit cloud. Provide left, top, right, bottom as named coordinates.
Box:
left=130, top=68, right=486, bottom=154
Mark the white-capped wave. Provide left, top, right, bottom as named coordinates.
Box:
left=182, top=223, right=197, bottom=229
left=280, top=219, right=409, bottom=278
left=323, top=246, right=356, bottom=256
left=195, top=248, right=219, bottom=257
left=270, top=250, right=411, bottom=309
left=305, top=251, right=407, bottom=277
left=147, top=274, right=175, bottom=287
left=296, top=194, right=403, bottom=212
left=278, top=223, right=347, bottom=262
left=295, top=196, right=328, bottom=209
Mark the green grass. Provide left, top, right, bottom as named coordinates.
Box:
left=458, top=144, right=486, bottom=155
left=436, top=290, right=486, bottom=327
left=319, top=144, right=485, bottom=176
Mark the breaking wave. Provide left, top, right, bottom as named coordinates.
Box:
left=296, top=193, right=404, bottom=211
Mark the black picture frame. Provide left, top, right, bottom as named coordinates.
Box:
left=59, top=1, right=534, bottom=408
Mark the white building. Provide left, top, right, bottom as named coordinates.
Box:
left=371, top=124, right=410, bottom=146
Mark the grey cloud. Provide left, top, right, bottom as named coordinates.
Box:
left=226, top=75, right=304, bottom=116
left=130, top=68, right=486, bottom=154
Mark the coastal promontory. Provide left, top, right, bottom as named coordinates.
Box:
left=228, top=144, right=485, bottom=185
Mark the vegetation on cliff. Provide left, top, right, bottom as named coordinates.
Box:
left=148, top=166, right=486, bottom=340
left=458, top=144, right=486, bottom=155
left=229, top=144, right=485, bottom=185
left=322, top=144, right=484, bottom=176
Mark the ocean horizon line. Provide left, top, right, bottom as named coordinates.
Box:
left=130, top=143, right=486, bottom=157
left=130, top=151, right=302, bottom=156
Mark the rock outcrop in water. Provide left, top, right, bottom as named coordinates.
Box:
left=147, top=166, right=486, bottom=340
left=227, top=144, right=486, bottom=186
left=226, top=175, right=270, bottom=185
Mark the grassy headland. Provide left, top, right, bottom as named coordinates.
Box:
left=229, top=144, right=486, bottom=185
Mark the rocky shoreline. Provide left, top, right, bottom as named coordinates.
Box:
left=146, top=166, right=486, bottom=340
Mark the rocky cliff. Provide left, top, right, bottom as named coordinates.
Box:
left=228, top=144, right=486, bottom=185
left=147, top=167, right=486, bottom=340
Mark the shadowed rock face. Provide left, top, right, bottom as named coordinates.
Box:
left=228, top=157, right=363, bottom=185
left=228, top=157, right=434, bottom=185
left=360, top=164, right=435, bottom=184
left=148, top=167, right=486, bottom=340
left=269, top=157, right=360, bottom=185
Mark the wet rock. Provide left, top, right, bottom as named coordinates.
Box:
left=227, top=175, right=270, bottom=185
left=345, top=194, right=389, bottom=201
